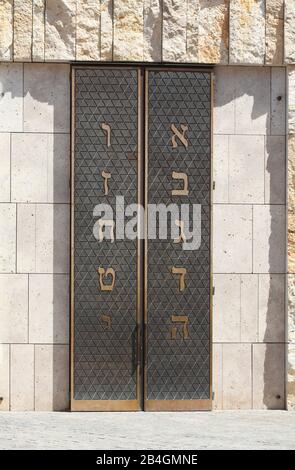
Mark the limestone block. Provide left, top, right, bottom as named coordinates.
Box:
left=288, top=274, right=295, bottom=344
left=162, top=0, right=187, bottom=62
left=228, top=135, right=264, bottom=204
left=11, top=345, right=34, bottom=411
left=0, top=64, right=23, bottom=132
left=0, top=344, right=9, bottom=410
left=288, top=68, right=295, bottom=134
left=270, top=67, right=286, bottom=135
left=213, top=135, right=229, bottom=203
left=235, top=67, right=270, bottom=134
left=185, top=1, right=199, bottom=63
left=0, top=274, right=28, bottom=343
left=17, top=204, right=70, bottom=274
left=143, top=0, right=162, bottom=62
left=35, top=345, right=69, bottom=411
left=33, top=0, right=45, bottom=61
left=0, top=134, right=10, bottom=202
left=29, top=274, right=69, bottom=344
left=212, top=343, right=223, bottom=410
left=14, top=0, right=33, bottom=62
left=198, top=0, right=229, bottom=64
left=240, top=274, right=259, bottom=342
left=45, top=0, right=76, bottom=61
left=265, top=0, right=284, bottom=65
left=113, top=0, right=144, bottom=61
left=213, top=274, right=240, bottom=342
left=258, top=274, right=285, bottom=342
left=213, top=205, right=252, bottom=273
left=285, top=1, right=295, bottom=64
left=253, top=343, right=285, bottom=409
left=264, top=136, right=285, bottom=205
left=288, top=344, right=295, bottom=410
left=35, top=204, right=70, bottom=274
left=0, top=0, right=13, bottom=61
left=213, top=67, right=235, bottom=134
left=17, top=204, right=36, bottom=273
left=100, top=0, right=113, bottom=61
left=230, top=0, right=265, bottom=65
left=24, top=64, right=70, bottom=133
left=222, top=344, right=252, bottom=409
left=11, top=133, right=70, bottom=203
left=76, top=0, right=100, bottom=61
left=0, top=204, right=16, bottom=273
left=288, top=135, right=295, bottom=273
left=253, top=205, right=286, bottom=273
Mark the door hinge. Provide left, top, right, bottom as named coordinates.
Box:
left=212, top=181, right=215, bottom=190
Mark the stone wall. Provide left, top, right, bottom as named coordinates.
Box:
left=0, top=63, right=287, bottom=410
left=0, top=1, right=293, bottom=65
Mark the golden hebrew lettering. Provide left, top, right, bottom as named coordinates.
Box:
left=171, top=315, right=189, bottom=340
left=98, top=267, right=115, bottom=291
left=174, top=220, right=186, bottom=244
left=171, top=124, right=188, bottom=148
left=101, top=170, right=111, bottom=195
left=98, top=219, right=115, bottom=242
left=101, top=314, right=112, bottom=329
left=171, top=171, right=189, bottom=196
left=171, top=267, right=187, bottom=291
left=101, top=122, right=111, bottom=147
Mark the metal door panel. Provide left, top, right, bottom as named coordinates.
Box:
left=144, top=69, right=212, bottom=410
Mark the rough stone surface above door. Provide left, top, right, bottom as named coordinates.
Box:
left=0, top=0, right=294, bottom=65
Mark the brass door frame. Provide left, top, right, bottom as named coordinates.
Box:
left=70, top=65, right=213, bottom=412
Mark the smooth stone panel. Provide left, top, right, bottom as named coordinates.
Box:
left=76, top=0, right=100, bottom=61
left=0, top=274, right=28, bottom=343
left=143, top=0, right=162, bottom=62
left=253, top=205, right=286, bottom=274
left=270, top=67, right=286, bottom=135
left=0, top=344, right=9, bottom=410
left=24, top=64, right=70, bottom=133
left=17, top=204, right=36, bottom=273
left=213, top=274, right=240, bottom=343
left=0, top=0, right=13, bottom=61
left=253, top=343, right=285, bottom=409
left=234, top=67, right=270, bottom=135
left=288, top=68, right=295, bottom=134
left=45, top=0, right=76, bottom=61
left=213, top=67, right=235, bottom=135
left=29, top=274, right=69, bottom=344
left=258, top=274, right=285, bottom=342
left=228, top=135, right=264, bottom=204
left=13, top=0, right=32, bottom=61
left=288, top=343, right=295, bottom=410
left=113, top=0, right=144, bottom=61
left=0, top=64, right=23, bottom=132
left=10, top=345, right=34, bottom=411
left=0, top=134, right=10, bottom=202
left=35, top=345, right=69, bottom=411
left=198, top=0, right=229, bottom=64
left=213, top=205, right=252, bottom=273
left=35, top=204, right=70, bottom=274
left=223, top=344, right=252, bottom=409
left=212, top=343, right=223, bottom=410
left=240, top=274, right=258, bottom=342
left=230, top=0, right=265, bottom=65
left=33, top=0, right=45, bottom=61
left=264, top=135, right=285, bottom=205
left=288, top=274, right=295, bottom=344
left=265, top=0, right=284, bottom=65
left=213, top=135, right=229, bottom=203
left=288, top=135, right=295, bottom=273
left=285, top=1, right=295, bottom=64
left=100, top=0, right=113, bottom=61
left=0, top=204, right=15, bottom=273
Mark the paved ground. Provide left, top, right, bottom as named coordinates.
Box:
left=0, top=411, right=294, bottom=450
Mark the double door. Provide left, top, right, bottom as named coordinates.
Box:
left=71, top=66, right=212, bottom=411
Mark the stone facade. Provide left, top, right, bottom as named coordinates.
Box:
left=0, top=1, right=294, bottom=410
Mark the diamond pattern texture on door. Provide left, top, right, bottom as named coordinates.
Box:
left=146, top=70, right=211, bottom=400
left=73, top=69, right=138, bottom=400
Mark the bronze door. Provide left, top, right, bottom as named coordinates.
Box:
left=71, top=66, right=212, bottom=411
